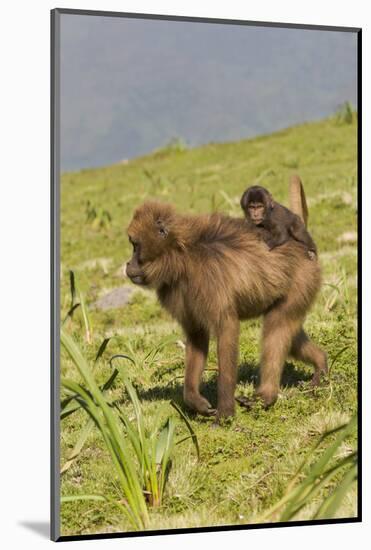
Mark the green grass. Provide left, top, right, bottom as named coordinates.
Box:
left=60, top=115, right=358, bottom=535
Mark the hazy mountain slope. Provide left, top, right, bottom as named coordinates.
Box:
left=60, top=15, right=357, bottom=170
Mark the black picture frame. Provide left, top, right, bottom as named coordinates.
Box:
left=51, top=8, right=362, bottom=542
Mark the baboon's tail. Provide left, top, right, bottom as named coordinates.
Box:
left=289, top=174, right=309, bottom=227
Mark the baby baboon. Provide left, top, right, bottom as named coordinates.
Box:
left=126, top=201, right=327, bottom=421
left=240, top=185, right=317, bottom=259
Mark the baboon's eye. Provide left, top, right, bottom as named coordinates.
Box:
left=158, top=227, right=168, bottom=238
left=155, top=218, right=168, bottom=238
left=129, top=237, right=139, bottom=251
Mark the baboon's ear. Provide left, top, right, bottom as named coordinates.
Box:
left=268, top=193, right=274, bottom=209
left=156, top=218, right=169, bottom=238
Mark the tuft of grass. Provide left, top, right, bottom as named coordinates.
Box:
left=158, top=137, right=188, bottom=154
left=85, top=200, right=112, bottom=230
left=259, top=416, right=357, bottom=522
left=334, top=101, right=354, bottom=125
left=61, top=329, right=199, bottom=529
left=322, top=268, right=352, bottom=315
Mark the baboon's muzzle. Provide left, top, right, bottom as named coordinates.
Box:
left=126, top=261, right=147, bottom=285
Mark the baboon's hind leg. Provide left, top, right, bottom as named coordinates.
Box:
left=257, top=309, right=304, bottom=407
left=290, top=329, right=328, bottom=386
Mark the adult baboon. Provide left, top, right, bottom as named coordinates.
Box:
left=126, top=178, right=327, bottom=422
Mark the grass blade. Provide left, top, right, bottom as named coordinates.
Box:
left=61, top=417, right=95, bottom=474
left=158, top=418, right=175, bottom=500
left=171, top=400, right=200, bottom=460
left=62, top=303, right=81, bottom=325
left=314, top=462, right=357, bottom=519
left=76, top=285, right=92, bottom=343
left=143, top=335, right=178, bottom=363
left=61, top=368, right=119, bottom=420
left=68, top=270, right=76, bottom=308
left=95, top=337, right=112, bottom=362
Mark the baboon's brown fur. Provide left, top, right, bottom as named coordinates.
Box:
left=126, top=199, right=327, bottom=421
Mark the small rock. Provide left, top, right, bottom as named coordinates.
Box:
left=92, top=286, right=134, bottom=311
left=341, top=192, right=353, bottom=206
left=337, top=231, right=357, bottom=244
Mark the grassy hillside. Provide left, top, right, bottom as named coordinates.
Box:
left=60, top=115, right=358, bottom=535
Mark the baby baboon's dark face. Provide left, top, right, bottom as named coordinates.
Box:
left=247, top=201, right=266, bottom=225
left=240, top=185, right=273, bottom=226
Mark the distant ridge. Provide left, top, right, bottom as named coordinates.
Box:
left=60, top=16, right=357, bottom=171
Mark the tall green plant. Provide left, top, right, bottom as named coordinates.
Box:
left=61, top=329, right=148, bottom=529
left=61, top=329, right=199, bottom=529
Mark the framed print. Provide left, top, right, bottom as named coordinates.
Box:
left=51, top=8, right=361, bottom=541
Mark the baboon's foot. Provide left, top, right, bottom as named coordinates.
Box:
left=236, top=391, right=276, bottom=410
left=215, top=402, right=235, bottom=424
left=255, top=386, right=278, bottom=408
left=311, top=372, right=321, bottom=386
left=311, top=354, right=329, bottom=387
left=311, top=368, right=328, bottom=386
left=236, top=395, right=255, bottom=410
left=184, top=391, right=216, bottom=416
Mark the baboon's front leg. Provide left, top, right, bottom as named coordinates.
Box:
left=183, top=328, right=214, bottom=416
left=216, top=316, right=240, bottom=421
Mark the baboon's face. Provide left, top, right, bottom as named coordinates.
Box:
left=125, top=204, right=173, bottom=286
left=125, top=235, right=146, bottom=285
left=247, top=201, right=266, bottom=225
left=241, top=186, right=273, bottom=226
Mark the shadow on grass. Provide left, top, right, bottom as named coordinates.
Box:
left=136, top=360, right=312, bottom=413
left=238, top=360, right=312, bottom=388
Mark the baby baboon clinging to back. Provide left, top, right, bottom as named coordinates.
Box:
left=126, top=199, right=327, bottom=422
left=240, top=184, right=317, bottom=259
